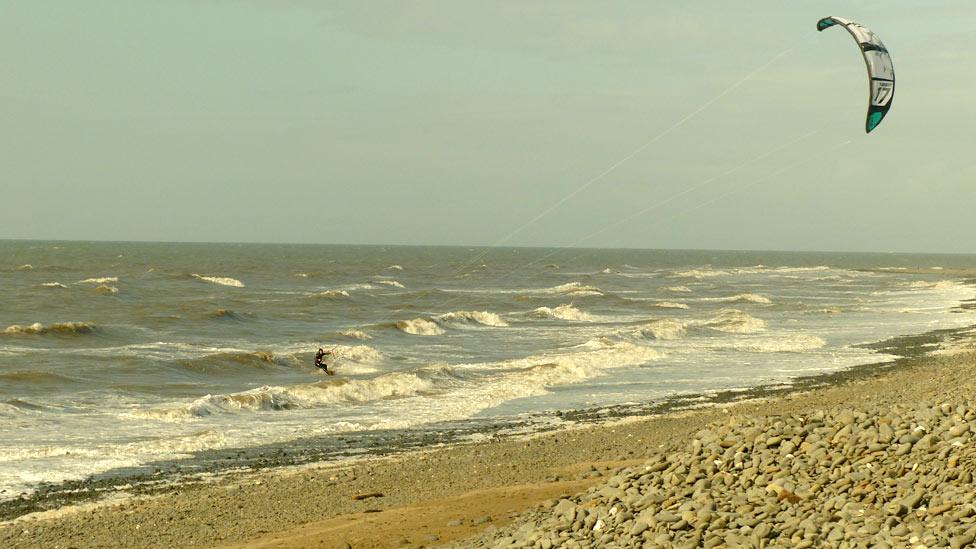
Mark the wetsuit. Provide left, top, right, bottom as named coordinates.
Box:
left=314, top=349, right=331, bottom=372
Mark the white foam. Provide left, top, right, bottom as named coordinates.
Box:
left=387, top=264, right=404, bottom=271
left=340, top=330, right=372, bottom=340
left=191, top=274, right=245, bottom=288
left=437, top=311, right=509, bottom=327
left=2, top=321, right=97, bottom=335
left=377, top=280, right=405, bottom=289
left=654, top=301, right=689, bottom=310
left=700, top=309, right=767, bottom=334
left=674, top=269, right=729, bottom=279
left=665, top=285, right=693, bottom=293
left=638, top=318, right=688, bottom=340
left=315, top=289, right=350, bottom=298
left=333, top=344, right=384, bottom=364
left=725, top=334, right=827, bottom=353
left=16, top=264, right=33, bottom=271
left=94, top=285, right=119, bottom=295
left=539, top=282, right=603, bottom=296
left=703, top=293, right=772, bottom=305
left=907, top=280, right=956, bottom=290
left=396, top=318, right=445, bottom=335
left=530, top=304, right=593, bottom=322
left=77, top=276, right=118, bottom=284
left=40, top=282, right=67, bottom=289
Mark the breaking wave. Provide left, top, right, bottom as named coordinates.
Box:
left=77, top=277, right=118, bottom=285
left=637, top=319, right=688, bottom=340
left=699, top=309, right=767, bottom=334
left=312, top=289, right=350, bottom=299
left=340, top=329, right=372, bottom=340
left=539, top=282, right=603, bottom=297
left=396, top=318, right=445, bottom=336
left=93, top=285, right=119, bottom=295
left=40, top=282, right=67, bottom=289
left=2, top=321, right=98, bottom=336
left=704, top=293, right=772, bottom=305
left=654, top=301, right=689, bottom=310
left=191, top=274, right=245, bottom=288
left=674, top=269, right=728, bottom=279
left=377, top=280, right=405, bottom=289
left=665, top=285, right=693, bottom=293
left=529, top=304, right=593, bottom=322
left=142, top=340, right=661, bottom=421
left=437, top=311, right=509, bottom=327
left=387, top=264, right=403, bottom=271
left=907, top=280, right=957, bottom=291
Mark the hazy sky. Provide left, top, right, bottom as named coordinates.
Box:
left=3, top=1, right=974, bottom=252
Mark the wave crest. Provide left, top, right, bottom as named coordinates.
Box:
left=707, top=293, right=772, bottom=305
left=191, top=274, right=245, bottom=288
left=654, top=301, right=689, bottom=310
left=377, top=280, right=405, bottom=289
left=534, top=282, right=603, bottom=297
left=529, top=304, right=593, bottom=322
left=437, top=310, right=509, bottom=327
left=313, top=289, right=350, bottom=299
left=728, top=334, right=826, bottom=353
left=3, top=321, right=97, bottom=336
left=77, top=277, right=118, bottom=284
left=700, top=309, right=767, bottom=334
left=638, top=319, right=688, bottom=340
left=396, top=318, right=445, bottom=336
left=40, top=282, right=67, bottom=289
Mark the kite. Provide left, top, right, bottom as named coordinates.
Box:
left=817, top=16, right=895, bottom=133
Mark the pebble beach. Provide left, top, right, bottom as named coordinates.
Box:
left=1, top=327, right=974, bottom=548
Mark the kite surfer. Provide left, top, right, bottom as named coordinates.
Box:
left=314, top=347, right=335, bottom=375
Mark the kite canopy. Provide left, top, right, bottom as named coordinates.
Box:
left=817, top=16, right=894, bottom=133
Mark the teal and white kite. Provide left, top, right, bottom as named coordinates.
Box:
left=817, top=16, right=895, bottom=133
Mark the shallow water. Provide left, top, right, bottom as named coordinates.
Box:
left=2, top=241, right=975, bottom=497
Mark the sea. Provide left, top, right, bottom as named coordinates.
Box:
left=2, top=241, right=975, bottom=500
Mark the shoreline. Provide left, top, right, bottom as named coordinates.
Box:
left=3, top=323, right=975, bottom=547
left=2, top=318, right=965, bottom=523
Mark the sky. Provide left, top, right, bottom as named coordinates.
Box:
left=2, top=1, right=975, bottom=253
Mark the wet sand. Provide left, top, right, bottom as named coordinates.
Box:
left=2, top=322, right=975, bottom=548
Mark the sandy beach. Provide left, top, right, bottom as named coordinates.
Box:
left=1, top=325, right=974, bottom=548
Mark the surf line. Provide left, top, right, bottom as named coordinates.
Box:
left=448, top=48, right=793, bottom=279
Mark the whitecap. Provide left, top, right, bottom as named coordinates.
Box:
left=40, top=282, right=67, bottom=289
left=340, top=330, right=372, bottom=340
left=3, top=321, right=97, bottom=336
left=77, top=277, right=118, bottom=284
left=654, top=301, right=689, bottom=310
left=377, top=280, right=405, bottom=289
left=191, top=274, right=245, bottom=288
left=529, top=304, right=593, bottom=322
left=437, top=311, right=509, bottom=327
left=664, top=285, right=693, bottom=293
left=395, top=318, right=445, bottom=336
left=700, top=309, right=767, bottom=334
left=637, top=318, right=688, bottom=340
left=726, top=334, right=826, bottom=353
